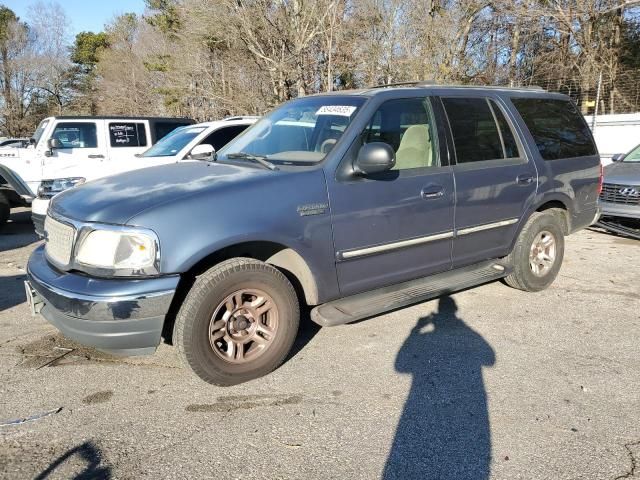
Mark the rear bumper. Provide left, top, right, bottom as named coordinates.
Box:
left=26, top=245, right=180, bottom=356
left=570, top=205, right=601, bottom=233
left=599, top=200, right=640, bottom=220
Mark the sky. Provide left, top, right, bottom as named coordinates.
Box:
left=2, top=0, right=147, bottom=36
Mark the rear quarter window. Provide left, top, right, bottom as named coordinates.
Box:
left=511, top=98, right=597, bottom=160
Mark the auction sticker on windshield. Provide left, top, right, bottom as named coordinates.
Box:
left=316, top=105, right=357, bottom=117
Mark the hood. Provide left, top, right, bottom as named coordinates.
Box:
left=604, top=161, right=640, bottom=186
left=50, top=161, right=274, bottom=224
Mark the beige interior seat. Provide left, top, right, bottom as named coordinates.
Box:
left=393, top=124, right=433, bottom=170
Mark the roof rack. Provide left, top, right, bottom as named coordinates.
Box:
left=370, top=80, right=546, bottom=92
left=223, top=115, right=261, bottom=121
left=371, top=80, right=438, bottom=89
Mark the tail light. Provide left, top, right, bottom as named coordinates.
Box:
left=597, top=164, right=603, bottom=195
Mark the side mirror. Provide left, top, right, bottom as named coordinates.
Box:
left=189, top=144, right=215, bottom=161
left=47, top=138, right=61, bottom=150
left=354, top=142, right=395, bottom=175
left=611, top=153, right=625, bottom=162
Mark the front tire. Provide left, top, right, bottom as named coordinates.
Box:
left=0, top=192, right=9, bottom=228
left=505, top=211, right=565, bottom=292
left=174, top=258, right=300, bottom=386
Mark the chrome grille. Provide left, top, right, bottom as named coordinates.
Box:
left=600, top=183, right=640, bottom=205
left=44, top=215, right=75, bottom=265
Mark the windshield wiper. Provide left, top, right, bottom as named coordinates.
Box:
left=226, top=152, right=279, bottom=171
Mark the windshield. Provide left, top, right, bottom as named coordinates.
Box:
left=32, top=119, right=50, bottom=146
left=623, top=144, right=640, bottom=162
left=141, top=126, right=206, bottom=157
left=219, top=96, right=366, bottom=165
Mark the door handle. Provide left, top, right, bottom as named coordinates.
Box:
left=88, top=154, right=105, bottom=159
left=516, top=174, right=534, bottom=185
left=421, top=186, right=445, bottom=199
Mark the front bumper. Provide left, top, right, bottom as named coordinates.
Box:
left=26, top=245, right=180, bottom=356
left=599, top=200, right=640, bottom=220
left=31, top=198, right=49, bottom=236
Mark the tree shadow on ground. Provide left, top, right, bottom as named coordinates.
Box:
left=383, top=296, right=495, bottom=480
left=34, top=441, right=111, bottom=479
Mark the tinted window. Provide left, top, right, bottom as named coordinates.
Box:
left=442, top=98, right=504, bottom=163
left=201, top=125, right=249, bottom=151
left=511, top=98, right=597, bottom=160
left=109, top=122, right=147, bottom=147
left=51, top=122, right=97, bottom=149
left=363, top=97, right=438, bottom=170
left=490, top=100, right=520, bottom=158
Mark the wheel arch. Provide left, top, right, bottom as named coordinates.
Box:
left=532, top=197, right=570, bottom=234
left=178, top=240, right=319, bottom=305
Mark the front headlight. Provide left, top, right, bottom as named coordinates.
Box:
left=38, top=177, right=85, bottom=199
left=75, top=227, right=159, bottom=276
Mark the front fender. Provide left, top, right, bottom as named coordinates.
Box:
left=0, top=165, right=35, bottom=200
left=128, top=168, right=340, bottom=303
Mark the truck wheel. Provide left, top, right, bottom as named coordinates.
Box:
left=0, top=193, right=9, bottom=227
left=504, top=212, right=565, bottom=292
left=174, top=258, right=300, bottom=386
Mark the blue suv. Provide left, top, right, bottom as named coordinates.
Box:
left=26, top=84, right=602, bottom=385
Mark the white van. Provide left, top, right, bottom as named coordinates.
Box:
left=0, top=116, right=194, bottom=229
left=28, top=116, right=258, bottom=234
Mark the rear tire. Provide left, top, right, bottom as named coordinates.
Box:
left=174, top=258, right=299, bottom=386
left=0, top=193, right=10, bottom=228
left=505, top=212, right=565, bottom=292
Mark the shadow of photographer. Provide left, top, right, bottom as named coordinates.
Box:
left=383, top=296, right=496, bottom=480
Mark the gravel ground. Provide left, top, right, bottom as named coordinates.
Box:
left=0, top=209, right=638, bottom=479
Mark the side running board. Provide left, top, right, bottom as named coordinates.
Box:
left=311, top=260, right=511, bottom=327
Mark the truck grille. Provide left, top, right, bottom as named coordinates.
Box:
left=600, top=183, right=640, bottom=205
left=44, top=215, right=75, bottom=265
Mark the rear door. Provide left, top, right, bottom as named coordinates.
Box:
left=105, top=121, right=153, bottom=175
left=328, top=96, right=455, bottom=296
left=440, top=96, right=537, bottom=266
left=41, top=120, right=106, bottom=181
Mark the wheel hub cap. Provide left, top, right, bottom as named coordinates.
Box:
left=529, top=230, right=557, bottom=277
left=209, top=289, right=279, bottom=364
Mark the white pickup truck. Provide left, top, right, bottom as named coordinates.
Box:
left=0, top=116, right=195, bottom=231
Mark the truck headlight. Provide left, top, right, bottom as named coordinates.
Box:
left=37, top=177, right=85, bottom=198
left=75, top=227, right=159, bottom=276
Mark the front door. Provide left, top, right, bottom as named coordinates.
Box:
left=328, top=96, right=455, bottom=297
left=439, top=96, right=538, bottom=266
left=42, top=120, right=105, bottom=181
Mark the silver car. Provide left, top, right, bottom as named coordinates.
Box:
left=600, top=145, right=640, bottom=221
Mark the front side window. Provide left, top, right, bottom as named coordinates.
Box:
left=442, top=97, right=519, bottom=163
left=109, top=123, right=148, bottom=147
left=219, top=96, right=366, bottom=165
left=623, top=144, right=640, bottom=162
left=142, top=126, right=206, bottom=157
left=51, top=122, right=98, bottom=149
left=362, top=97, right=438, bottom=170
left=511, top=98, right=597, bottom=160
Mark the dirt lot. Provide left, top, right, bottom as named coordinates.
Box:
left=0, top=209, right=639, bottom=479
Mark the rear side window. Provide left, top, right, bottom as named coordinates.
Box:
left=109, top=123, right=147, bottom=147
left=442, top=97, right=520, bottom=163
left=511, top=98, right=597, bottom=160
left=51, top=122, right=97, bottom=149
left=201, top=125, right=249, bottom=151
